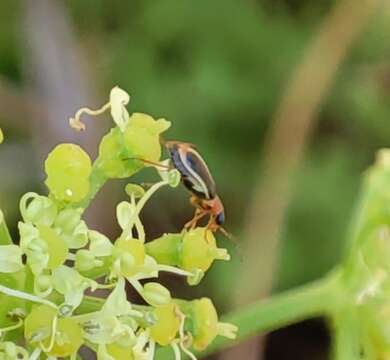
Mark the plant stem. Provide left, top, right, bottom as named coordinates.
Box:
left=156, top=270, right=341, bottom=359
left=77, top=295, right=151, bottom=314
left=332, top=309, right=361, bottom=360
left=0, top=210, right=13, bottom=245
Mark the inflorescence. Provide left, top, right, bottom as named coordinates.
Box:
left=0, top=87, right=237, bottom=360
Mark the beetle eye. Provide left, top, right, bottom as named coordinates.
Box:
left=216, top=212, right=225, bottom=225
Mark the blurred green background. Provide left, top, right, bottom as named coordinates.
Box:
left=0, top=0, right=389, bottom=358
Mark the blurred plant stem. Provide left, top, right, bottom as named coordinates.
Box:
left=225, top=0, right=383, bottom=358
left=0, top=210, right=13, bottom=245
left=332, top=309, right=361, bottom=360
left=0, top=75, right=47, bottom=134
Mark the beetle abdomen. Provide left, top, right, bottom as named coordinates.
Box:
left=166, top=142, right=217, bottom=200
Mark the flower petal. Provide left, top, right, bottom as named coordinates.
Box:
left=0, top=245, right=23, bottom=273
left=110, top=87, right=130, bottom=132
left=89, top=230, right=113, bottom=257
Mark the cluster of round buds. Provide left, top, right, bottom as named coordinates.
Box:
left=0, top=87, right=237, bottom=360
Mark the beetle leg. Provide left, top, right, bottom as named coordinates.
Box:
left=184, top=208, right=208, bottom=230
left=189, top=195, right=202, bottom=207
left=204, top=216, right=219, bottom=242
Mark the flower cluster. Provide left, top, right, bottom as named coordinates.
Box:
left=0, top=87, right=237, bottom=360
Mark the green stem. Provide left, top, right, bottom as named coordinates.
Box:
left=332, top=309, right=361, bottom=360
left=76, top=295, right=151, bottom=314
left=156, top=270, right=342, bottom=359
left=0, top=209, right=13, bottom=245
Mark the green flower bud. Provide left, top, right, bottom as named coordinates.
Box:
left=54, top=208, right=82, bottom=234
left=62, top=220, right=89, bottom=249
left=167, top=169, right=181, bottom=188
left=181, top=228, right=230, bottom=273
left=125, top=184, right=145, bottom=199
left=89, top=230, right=113, bottom=257
left=113, top=238, right=145, bottom=277
left=145, top=233, right=182, bottom=265
left=116, top=201, right=134, bottom=231
left=106, top=343, right=134, bottom=360
left=150, top=303, right=180, bottom=346
left=183, top=298, right=237, bottom=351
left=48, top=318, right=84, bottom=357
left=34, top=274, right=53, bottom=297
left=24, top=304, right=57, bottom=343
left=142, top=282, right=171, bottom=307
left=189, top=298, right=218, bottom=351
left=123, top=113, right=169, bottom=166
left=98, top=127, right=142, bottom=179
left=20, top=193, right=57, bottom=226
left=97, top=111, right=170, bottom=179
left=146, top=230, right=229, bottom=278
left=75, top=249, right=103, bottom=272
left=0, top=342, right=28, bottom=360
left=45, top=144, right=92, bottom=202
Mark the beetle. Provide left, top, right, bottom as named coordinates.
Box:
left=164, top=141, right=228, bottom=235
left=125, top=140, right=229, bottom=237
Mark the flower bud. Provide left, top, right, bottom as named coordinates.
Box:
left=24, top=304, right=57, bottom=343
left=89, top=230, right=113, bottom=257
left=0, top=342, right=28, bottom=360
left=34, top=274, right=53, bottom=297
left=20, top=193, right=57, bottom=226
left=167, top=169, right=181, bottom=188
left=45, top=143, right=92, bottom=202
left=123, top=113, right=170, bottom=165
left=48, top=318, right=83, bottom=357
left=125, top=184, right=145, bottom=199
left=54, top=208, right=82, bottom=234
left=181, top=228, right=230, bottom=272
left=182, top=298, right=237, bottom=351
left=98, top=128, right=142, bottom=179
left=145, top=233, right=182, bottom=265
left=75, top=249, right=103, bottom=272
left=142, top=282, right=171, bottom=307
left=150, top=303, right=180, bottom=346
left=105, top=343, right=134, bottom=360
left=113, top=238, right=145, bottom=277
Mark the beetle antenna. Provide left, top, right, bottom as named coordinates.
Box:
left=123, top=157, right=170, bottom=169
left=219, top=227, right=243, bottom=261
